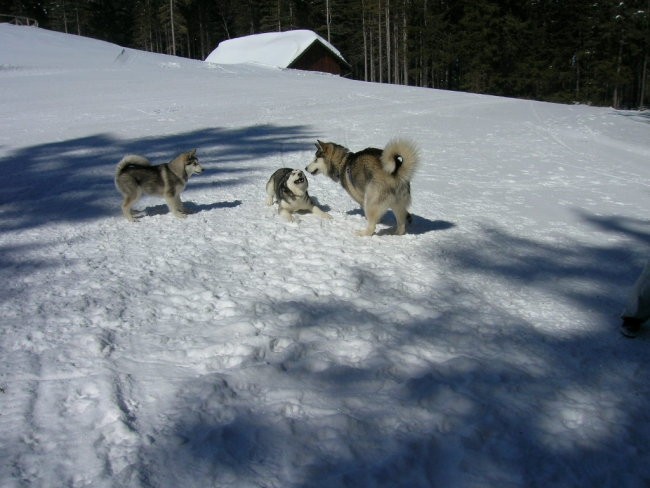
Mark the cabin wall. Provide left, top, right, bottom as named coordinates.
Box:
left=289, top=42, right=345, bottom=75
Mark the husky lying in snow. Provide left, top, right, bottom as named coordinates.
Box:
left=115, top=149, right=203, bottom=221
left=266, top=168, right=331, bottom=222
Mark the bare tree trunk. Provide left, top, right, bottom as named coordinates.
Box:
left=613, top=37, right=624, bottom=108
left=289, top=1, right=294, bottom=28
left=640, top=0, right=649, bottom=109
left=221, top=14, right=231, bottom=39
left=148, top=4, right=153, bottom=52
left=418, top=1, right=423, bottom=86
left=394, top=22, right=399, bottom=83
left=247, top=0, right=255, bottom=34
left=386, top=0, right=391, bottom=83
left=199, top=11, right=205, bottom=58
left=62, top=0, right=68, bottom=33
left=170, top=0, right=176, bottom=56
left=370, top=28, right=375, bottom=82
left=148, top=0, right=154, bottom=52
left=326, top=0, right=331, bottom=42
left=362, top=0, right=368, bottom=81
left=574, top=54, right=580, bottom=100
left=640, top=52, right=648, bottom=109
left=423, top=0, right=428, bottom=87
left=378, top=0, right=383, bottom=83
left=402, top=0, right=409, bottom=85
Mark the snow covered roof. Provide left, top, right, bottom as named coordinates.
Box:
left=205, top=30, right=348, bottom=70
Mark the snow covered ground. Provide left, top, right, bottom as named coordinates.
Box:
left=1, top=23, right=649, bottom=487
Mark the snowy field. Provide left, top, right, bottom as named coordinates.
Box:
left=1, top=23, right=649, bottom=487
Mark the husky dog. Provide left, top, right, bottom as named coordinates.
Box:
left=305, top=139, right=419, bottom=236
left=266, top=168, right=331, bottom=222
left=115, top=149, right=203, bottom=221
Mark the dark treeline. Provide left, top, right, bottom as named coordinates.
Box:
left=2, top=0, right=649, bottom=108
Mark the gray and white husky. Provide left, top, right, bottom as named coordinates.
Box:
left=306, top=139, right=418, bottom=236
left=266, top=168, right=331, bottom=222
left=115, top=149, right=203, bottom=221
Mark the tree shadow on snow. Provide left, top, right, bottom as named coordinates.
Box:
left=0, top=124, right=316, bottom=232
left=614, top=110, right=650, bottom=124
left=146, top=294, right=650, bottom=486
left=0, top=241, right=58, bottom=306
left=437, top=213, right=650, bottom=322
left=138, top=213, right=650, bottom=487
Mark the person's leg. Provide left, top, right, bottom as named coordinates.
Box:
left=621, top=260, right=650, bottom=338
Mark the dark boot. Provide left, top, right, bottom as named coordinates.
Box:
left=620, top=317, right=643, bottom=338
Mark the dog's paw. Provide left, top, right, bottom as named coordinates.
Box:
left=356, top=222, right=377, bottom=236
left=313, top=207, right=332, bottom=220
left=279, top=209, right=294, bottom=222
left=174, top=212, right=188, bottom=219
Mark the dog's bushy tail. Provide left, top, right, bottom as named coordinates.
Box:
left=115, top=155, right=151, bottom=192
left=115, top=154, right=150, bottom=177
left=381, top=138, right=419, bottom=181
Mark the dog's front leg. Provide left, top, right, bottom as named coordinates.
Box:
left=311, top=206, right=332, bottom=220
left=175, top=194, right=186, bottom=214
left=265, top=182, right=275, bottom=206
left=166, top=193, right=187, bottom=219
left=278, top=208, right=295, bottom=222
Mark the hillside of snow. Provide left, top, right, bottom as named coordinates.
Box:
left=1, top=24, right=649, bottom=487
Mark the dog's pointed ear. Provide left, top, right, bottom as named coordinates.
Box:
left=316, top=140, right=324, bottom=151
left=189, top=148, right=197, bottom=157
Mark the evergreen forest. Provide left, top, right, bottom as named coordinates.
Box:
left=2, top=0, right=649, bottom=108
